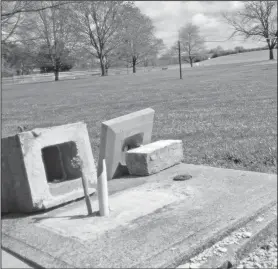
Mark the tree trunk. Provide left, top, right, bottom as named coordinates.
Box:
left=266, top=39, right=275, bottom=60
left=100, top=59, right=108, bottom=76
left=54, top=69, right=59, bottom=81
left=269, top=48, right=274, bottom=60
left=189, top=57, right=193, bottom=67
left=100, top=61, right=105, bottom=76
left=132, top=57, right=136, bottom=73
left=54, top=58, right=60, bottom=81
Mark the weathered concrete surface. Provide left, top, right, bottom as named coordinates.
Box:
left=38, top=177, right=192, bottom=241
left=126, top=140, right=184, bottom=176
left=1, top=122, right=97, bottom=213
left=2, top=164, right=277, bottom=268
left=97, top=108, right=155, bottom=181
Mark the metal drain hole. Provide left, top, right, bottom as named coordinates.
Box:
left=173, top=174, right=192, bottom=181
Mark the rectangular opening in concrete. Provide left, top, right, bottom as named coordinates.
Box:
left=42, top=141, right=82, bottom=183
left=121, top=133, right=144, bottom=165
left=113, top=132, right=144, bottom=178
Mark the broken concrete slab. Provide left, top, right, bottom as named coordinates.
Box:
left=126, top=140, right=184, bottom=176
left=1, top=122, right=97, bottom=213
left=2, top=164, right=276, bottom=268
left=97, top=108, right=155, bottom=181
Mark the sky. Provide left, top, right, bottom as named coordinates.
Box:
left=135, top=1, right=266, bottom=52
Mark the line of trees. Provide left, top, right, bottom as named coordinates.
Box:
left=2, top=1, right=165, bottom=80
left=2, top=1, right=277, bottom=79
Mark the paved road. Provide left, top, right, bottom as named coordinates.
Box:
left=2, top=250, right=33, bottom=268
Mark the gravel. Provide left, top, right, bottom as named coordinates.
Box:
left=235, top=234, right=277, bottom=269
left=177, top=230, right=277, bottom=269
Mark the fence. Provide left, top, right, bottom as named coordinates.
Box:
left=2, top=66, right=161, bottom=86
left=2, top=70, right=100, bottom=86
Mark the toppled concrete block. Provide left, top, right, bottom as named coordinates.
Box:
left=1, top=122, right=97, bottom=213
left=126, top=140, right=184, bottom=176
left=97, top=108, right=155, bottom=181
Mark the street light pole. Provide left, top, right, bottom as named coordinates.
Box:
left=178, top=40, right=182, bottom=79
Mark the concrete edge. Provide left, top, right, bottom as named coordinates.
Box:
left=135, top=200, right=277, bottom=268
left=2, top=247, right=43, bottom=269
left=199, top=218, right=277, bottom=269
left=236, top=217, right=277, bottom=262
left=178, top=204, right=277, bottom=269
left=2, top=233, right=74, bottom=269
left=2, top=201, right=276, bottom=269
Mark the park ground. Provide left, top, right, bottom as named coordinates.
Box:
left=1, top=52, right=277, bottom=268
left=2, top=53, right=277, bottom=174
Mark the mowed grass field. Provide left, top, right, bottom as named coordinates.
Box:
left=2, top=59, right=277, bottom=174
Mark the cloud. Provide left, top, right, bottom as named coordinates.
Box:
left=192, top=13, right=218, bottom=29
left=135, top=1, right=264, bottom=50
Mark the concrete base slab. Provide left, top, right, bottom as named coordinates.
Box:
left=2, top=164, right=277, bottom=268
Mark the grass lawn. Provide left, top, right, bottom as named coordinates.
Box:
left=2, top=60, right=277, bottom=174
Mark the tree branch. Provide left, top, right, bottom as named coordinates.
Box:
left=1, top=1, right=76, bottom=17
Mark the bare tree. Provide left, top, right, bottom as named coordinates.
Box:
left=72, top=1, right=131, bottom=76
left=1, top=1, right=69, bottom=17
left=25, top=1, right=78, bottom=81
left=1, top=1, right=25, bottom=43
left=117, top=5, right=165, bottom=73
left=1, top=1, right=72, bottom=44
left=177, top=23, right=205, bottom=67
left=223, top=1, right=277, bottom=60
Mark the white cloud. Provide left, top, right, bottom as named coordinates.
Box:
left=135, top=1, right=264, bottom=50
left=192, top=13, right=218, bottom=29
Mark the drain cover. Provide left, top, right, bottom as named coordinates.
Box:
left=173, top=174, right=192, bottom=181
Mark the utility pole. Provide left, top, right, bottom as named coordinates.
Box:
left=178, top=40, right=182, bottom=79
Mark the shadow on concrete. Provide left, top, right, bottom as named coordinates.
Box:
left=1, top=213, right=30, bottom=220
left=1, top=193, right=97, bottom=220
left=32, top=210, right=101, bottom=223
left=2, top=176, right=146, bottom=221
